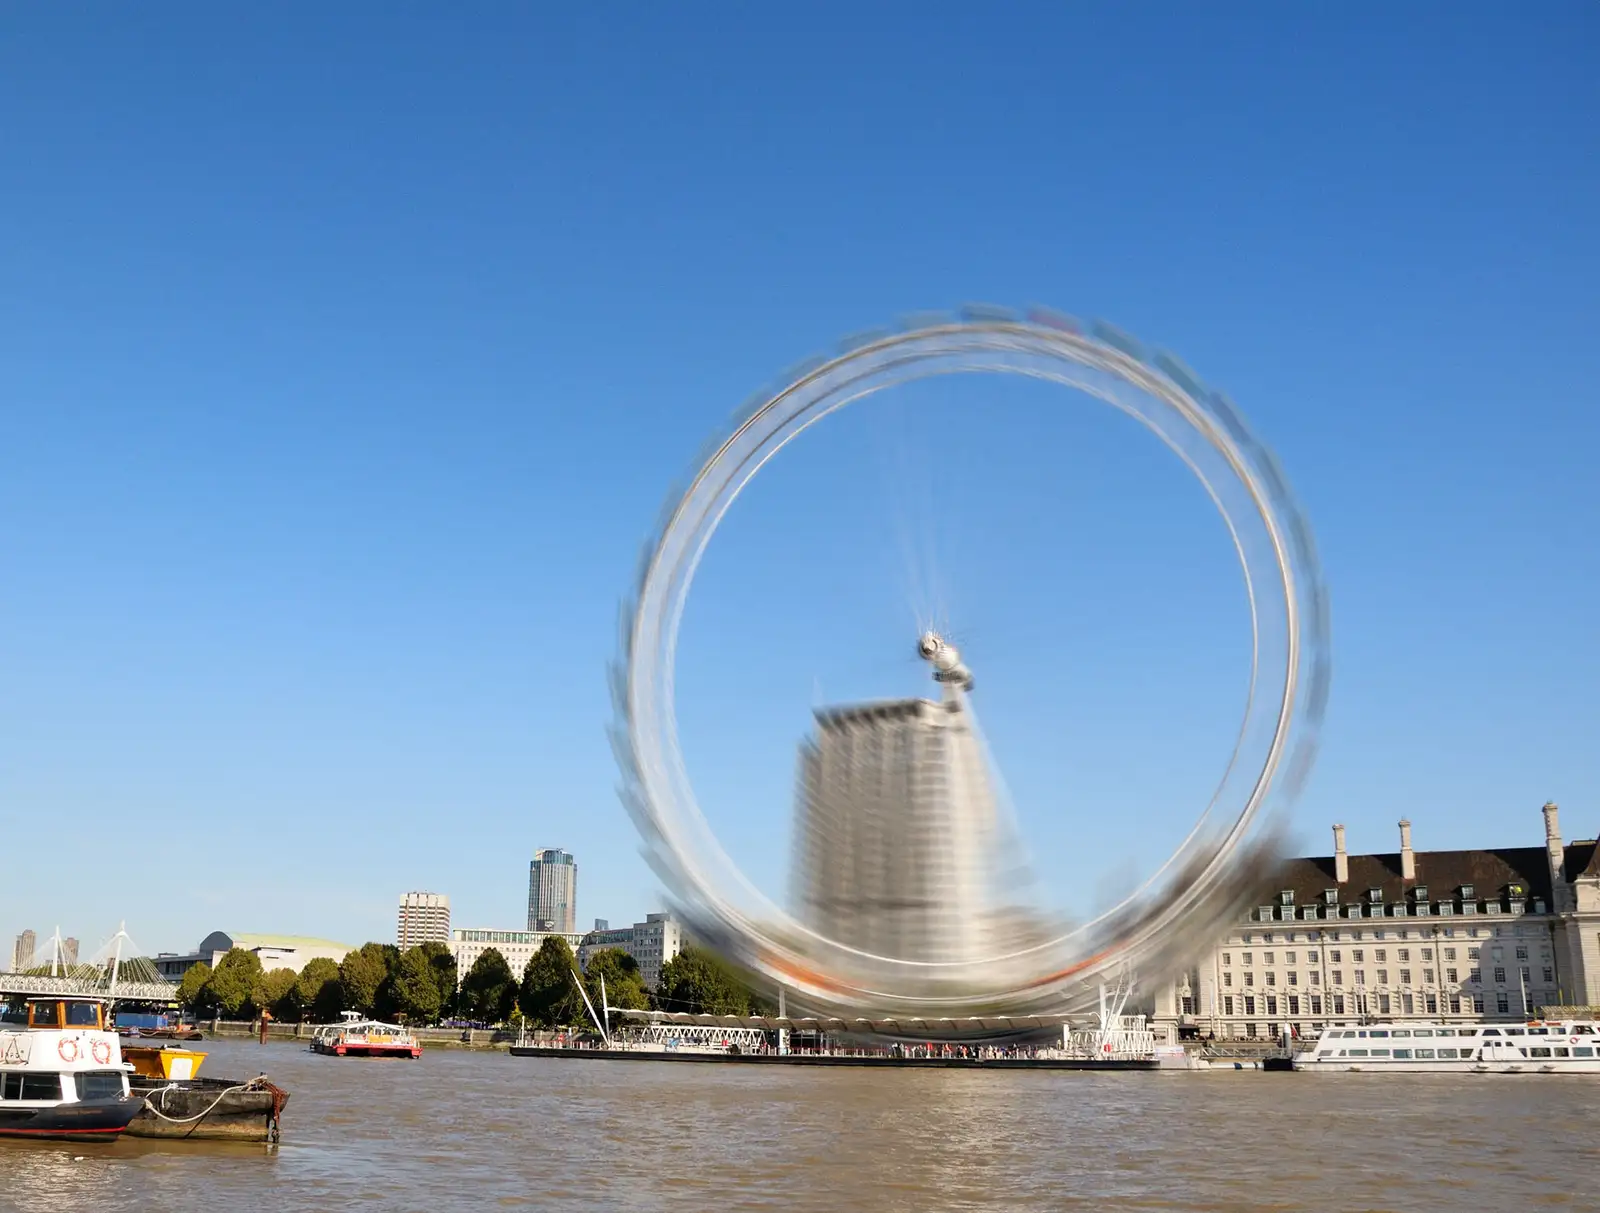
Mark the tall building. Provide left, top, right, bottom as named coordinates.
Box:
left=527, top=849, right=577, bottom=933
left=397, top=892, right=452, bottom=949
left=790, top=695, right=1003, bottom=967
left=60, top=937, right=79, bottom=966
left=1153, top=804, right=1600, bottom=1039
left=11, top=930, right=36, bottom=972
left=576, top=912, right=685, bottom=990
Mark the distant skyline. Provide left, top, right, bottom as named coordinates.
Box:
left=1, top=5, right=1596, bottom=955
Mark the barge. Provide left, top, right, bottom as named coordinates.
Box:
left=122, top=1045, right=289, bottom=1141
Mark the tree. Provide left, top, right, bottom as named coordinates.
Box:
left=654, top=945, right=750, bottom=1016
left=339, top=945, right=388, bottom=1016
left=394, top=947, right=443, bottom=1023
left=254, top=967, right=299, bottom=1019
left=297, top=957, right=343, bottom=1022
left=417, top=941, right=457, bottom=1019
left=584, top=948, right=649, bottom=1015
left=208, top=948, right=265, bottom=1018
left=519, top=936, right=583, bottom=1029
left=459, top=947, right=517, bottom=1024
left=176, top=961, right=214, bottom=1014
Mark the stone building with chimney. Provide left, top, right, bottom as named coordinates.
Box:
left=1153, top=803, right=1600, bottom=1038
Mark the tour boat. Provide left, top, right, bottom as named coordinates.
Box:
left=310, top=1012, right=421, bottom=1058
left=0, top=997, right=144, bottom=1141
left=1295, top=1019, right=1600, bottom=1073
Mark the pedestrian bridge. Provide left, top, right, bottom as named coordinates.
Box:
left=0, top=971, right=177, bottom=1004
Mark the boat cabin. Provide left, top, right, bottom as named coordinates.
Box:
left=26, top=998, right=107, bottom=1031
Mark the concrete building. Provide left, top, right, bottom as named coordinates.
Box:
left=576, top=913, right=684, bottom=990
left=790, top=697, right=1002, bottom=967
left=153, top=932, right=355, bottom=982
left=396, top=892, right=451, bottom=949
left=60, top=937, right=79, bottom=966
left=527, top=849, right=577, bottom=933
left=1153, top=804, right=1600, bottom=1039
left=10, top=930, right=36, bottom=973
left=450, top=927, right=584, bottom=982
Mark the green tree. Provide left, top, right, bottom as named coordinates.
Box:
left=176, top=961, right=214, bottom=1014
left=460, top=947, right=517, bottom=1024
left=394, top=947, right=443, bottom=1023
left=583, top=947, right=650, bottom=1016
left=654, top=945, right=750, bottom=1016
left=208, top=948, right=265, bottom=1018
left=418, top=941, right=458, bottom=1018
left=338, top=945, right=388, bottom=1015
left=254, top=967, right=299, bottom=1019
left=518, top=936, right=584, bottom=1029
left=297, top=957, right=343, bottom=1022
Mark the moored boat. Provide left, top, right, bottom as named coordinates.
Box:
left=1294, top=1018, right=1600, bottom=1073
left=310, top=1012, right=421, bottom=1058
left=0, top=997, right=144, bottom=1142
left=122, top=1045, right=290, bottom=1142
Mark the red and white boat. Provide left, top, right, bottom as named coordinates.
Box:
left=310, top=1012, right=421, bottom=1059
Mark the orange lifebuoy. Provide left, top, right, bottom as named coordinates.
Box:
left=58, top=1037, right=80, bottom=1063
left=92, top=1039, right=112, bottom=1065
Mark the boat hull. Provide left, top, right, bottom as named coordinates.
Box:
left=0, top=1097, right=144, bottom=1142
left=1296, top=1059, right=1600, bottom=1074
left=311, top=1040, right=421, bottom=1058
left=508, top=1045, right=1156, bottom=1069
left=127, top=1078, right=290, bottom=1141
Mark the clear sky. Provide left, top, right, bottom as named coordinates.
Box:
left=1, top=4, right=1595, bottom=961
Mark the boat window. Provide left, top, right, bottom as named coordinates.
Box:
left=20, top=1073, right=64, bottom=1100
left=1391, top=1030, right=1410, bottom=1038
left=74, top=1071, right=125, bottom=1100
left=1574, top=1047, right=1595, bottom=1058
left=1482, top=1029, right=1500, bottom=1037
left=1414, top=1048, right=1435, bottom=1059
left=63, top=1003, right=101, bottom=1028
left=1369, top=1030, right=1389, bottom=1038
left=0, top=1073, right=17, bottom=1099
left=1575, top=1025, right=1596, bottom=1035
left=1347, top=1048, right=1369, bottom=1057
left=1412, top=1029, right=1433, bottom=1037
left=1369, top=1048, right=1391, bottom=1057
left=1529, top=1047, right=1552, bottom=1058
left=1392, top=1049, right=1412, bottom=1059
left=1527, top=1027, right=1548, bottom=1036
left=1437, top=1048, right=1459, bottom=1059
left=1506, top=1028, right=1526, bottom=1036
left=1356, top=1031, right=1367, bottom=1038
left=1553, top=1048, right=1570, bottom=1058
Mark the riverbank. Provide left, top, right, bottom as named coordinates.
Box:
left=200, top=1020, right=520, bottom=1050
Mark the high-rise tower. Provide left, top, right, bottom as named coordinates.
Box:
left=527, top=849, right=577, bottom=933
left=397, top=892, right=452, bottom=949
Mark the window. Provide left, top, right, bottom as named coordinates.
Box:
left=1280, top=890, right=1294, bottom=906
left=74, top=1072, right=124, bottom=1100
left=1400, top=969, right=1412, bottom=985
left=1243, top=953, right=1253, bottom=966
left=1244, top=973, right=1255, bottom=988
left=1473, top=996, right=1485, bottom=1013
left=1309, top=971, right=1321, bottom=986
left=1398, top=948, right=1410, bottom=962
left=1288, top=972, right=1299, bottom=987
left=1515, top=946, right=1528, bottom=960
left=1309, top=995, right=1323, bottom=1014
left=1330, top=950, right=1342, bottom=963
left=1425, top=994, right=1438, bottom=1014
left=1333, top=996, right=1346, bottom=1014
left=1246, top=1022, right=1258, bottom=1037
left=1520, top=967, right=1530, bottom=983
left=1378, top=995, right=1391, bottom=1014
left=1307, top=950, right=1318, bottom=963
left=1265, top=996, right=1278, bottom=1015
left=1222, top=952, right=1231, bottom=966
left=1446, top=968, right=1458, bottom=984
left=1375, top=949, right=1387, bottom=962
left=1444, top=947, right=1456, bottom=960
left=1223, top=996, right=1235, bottom=1015
left=1264, top=952, right=1275, bottom=964
left=1288, top=996, right=1300, bottom=1015
left=1468, top=946, right=1480, bottom=959
left=1286, top=951, right=1297, bottom=964
left=1354, top=969, right=1366, bottom=985
left=20, top=1073, right=63, bottom=1100
left=1332, top=970, right=1343, bottom=986
left=1544, top=967, right=1554, bottom=983
left=1244, top=997, right=1257, bottom=1015
left=1496, top=994, right=1509, bottom=1013
left=1425, top=969, right=1435, bottom=984
left=1469, top=968, right=1481, bottom=983
left=1223, top=972, right=1233, bottom=987
left=1422, top=948, right=1433, bottom=961
left=1266, top=972, right=1277, bottom=987
left=1180, top=995, right=1196, bottom=1014
left=63, top=1003, right=100, bottom=1028
left=1494, top=967, right=1506, bottom=983
left=1353, top=950, right=1365, bottom=962
left=1377, top=970, right=1389, bottom=985
left=1402, top=994, right=1415, bottom=1014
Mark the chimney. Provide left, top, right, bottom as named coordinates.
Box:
left=1543, top=802, right=1566, bottom=909
left=1333, top=823, right=1349, bottom=884
left=1399, top=819, right=1415, bottom=881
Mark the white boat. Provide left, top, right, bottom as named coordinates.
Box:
left=1295, top=1019, right=1600, bottom=1073
left=0, top=997, right=144, bottom=1141
left=310, top=1011, right=421, bottom=1058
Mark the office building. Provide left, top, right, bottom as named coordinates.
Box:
left=450, top=927, right=585, bottom=982
left=1153, top=804, right=1600, bottom=1038
left=790, top=697, right=1004, bottom=967
left=60, top=937, right=79, bottom=966
left=576, top=912, right=684, bottom=990
left=527, top=849, right=577, bottom=933
left=397, top=892, right=452, bottom=949
left=11, top=930, right=36, bottom=973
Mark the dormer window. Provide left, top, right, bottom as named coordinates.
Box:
left=1324, top=888, right=1338, bottom=905
left=1460, top=884, right=1474, bottom=899
left=1413, top=886, right=1428, bottom=902
left=1280, top=890, right=1295, bottom=906
left=1368, top=888, right=1383, bottom=903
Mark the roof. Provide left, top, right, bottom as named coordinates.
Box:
left=199, top=931, right=354, bottom=954
left=619, top=1009, right=1071, bottom=1041
left=1566, top=840, right=1600, bottom=881
left=1261, top=847, right=1555, bottom=905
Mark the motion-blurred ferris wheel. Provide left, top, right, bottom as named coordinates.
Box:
left=613, top=305, right=1330, bottom=1018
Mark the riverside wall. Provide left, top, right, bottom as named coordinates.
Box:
left=202, top=1020, right=565, bottom=1050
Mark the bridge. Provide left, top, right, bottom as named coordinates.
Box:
left=2, top=924, right=177, bottom=1004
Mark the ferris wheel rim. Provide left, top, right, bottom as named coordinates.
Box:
left=614, top=309, right=1329, bottom=1008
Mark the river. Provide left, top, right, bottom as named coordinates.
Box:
left=1, top=1039, right=1594, bottom=1211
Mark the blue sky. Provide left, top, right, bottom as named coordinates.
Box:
left=1, top=4, right=1595, bottom=960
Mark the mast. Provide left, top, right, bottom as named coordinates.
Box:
left=109, top=921, right=127, bottom=1001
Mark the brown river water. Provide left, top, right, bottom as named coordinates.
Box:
left=1, top=1038, right=1595, bottom=1212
